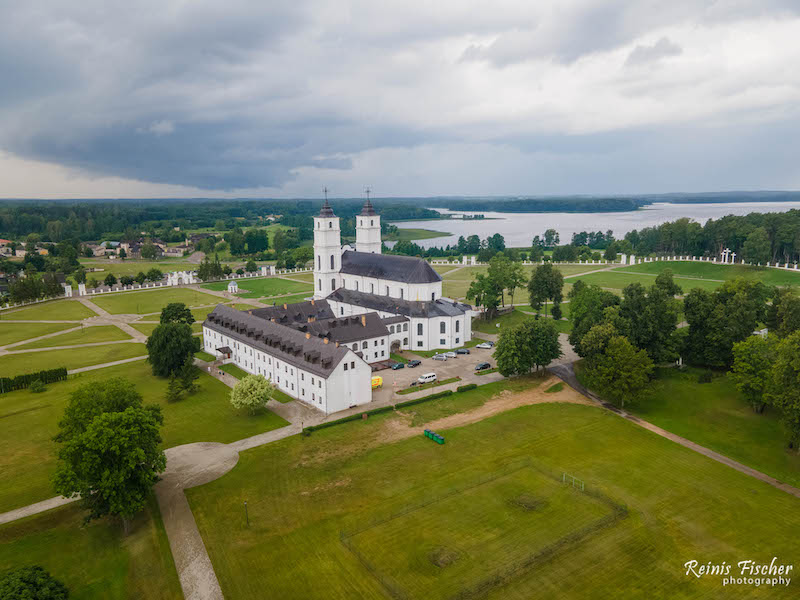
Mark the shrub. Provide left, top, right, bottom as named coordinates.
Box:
left=0, top=367, right=68, bottom=394
left=456, top=383, right=478, bottom=393
left=698, top=371, right=713, bottom=384
left=29, top=379, right=47, bottom=393
left=0, top=565, right=68, bottom=599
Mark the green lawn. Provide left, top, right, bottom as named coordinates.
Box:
left=258, top=292, right=312, bottom=305
left=383, top=228, right=449, bottom=241
left=201, top=277, right=311, bottom=299
left=616, top=260, right=800, bottom=287
left=195, top=350, right=216, bottom=362
left=280, top=271, right=314, bottom=283
left=410, top=338, right=482, bottom=358
left=1, top=300, right=96, bottom=321
left=0, top=498, right=181, bottom=600
left=472, top=309, right=535, bottom=335
left=187, top=395, right=800, bottom=599
left=78, top=258, right=201, bottom=278
left=131, top=322, right=203, bottom=337
left=0, top=360, right=288, bottom=512
left=91, top=288, right=222, bottom=315
left=2, top=344, right=148, bottom=377
left=390, top=352, right=409, bottom=364
left=220, top=363, right=249, bottom=379
left=0, top=322, right=76, bottom=346
left=571, top=270, right=721, bottom=293
left=398, top=376, right=460, bottom=395
left=629, top=367, right=800, bottom=488
left=15, top=325, right=132, bottom=349
left=431, top=264, right=462, bottom=275
left=272, top=389, right=294, bottom=404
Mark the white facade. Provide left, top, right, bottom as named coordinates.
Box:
left=313, top=208, right=342, bottom=299
left=356, top=212, right=381, bottom=254
left=203, top=325, right=371, bottom=414
left=338, top=272, right=441, bottom=302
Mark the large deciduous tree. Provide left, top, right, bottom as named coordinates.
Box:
left=587, top=336, right=654, bottom=409
left=527, top=263, right=564, bottom=317
left=0, top=566, right=69, bottom=599
left=53, top=378, right=165, bottom=533
left=731, top=334, right=777, bottom=413
left=494, top=317, right=562, bottom=376
left=160, top=302, right=195, bottom=325
left=742, top=227, right=771, bottom=265
left=466, top=273, right=502, bottom=319
left=230, top=374, right=275, bottom=414
left=568, top=283, right=620, bottom=353
left=146, top=322, right=200, bottom=377
left=765, top=331, right=800, bottom=449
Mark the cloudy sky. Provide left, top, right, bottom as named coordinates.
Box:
left=1, top=0, right=800, bottom=198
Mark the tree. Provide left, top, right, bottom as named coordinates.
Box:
left=543, top=228, right=560, bottom=248
left=118, top=247, right=127, bottom=260
left=765, top=331, right=800, bottom=448
left=742, top=227, right=771, bottom=265
left=165, top=376, right=183, bottom=403
left=505, top=260, right=527, bottom=307
left=766, top=288, right=800, bottom=338
left=527, top=263, right=564, bottom=316
left=134, top=271, right=147, bottom=284
left=230, top=374, right=275, bottom=414
left=466, top=273, right=502, bottom=319
left=140, top=243, right=159, bottom=260
left=104, top=273, right=117, bottom=287
left=619, top=281, right=681, bottom=363
left=120, top=275, right=134, bottom=286
left=603, top=243, right=618, bottom=262
left=178, top=355, right=200, bottom=394
left=146, top=323, right=200, bottom=377
left=494, top=318, right=562, bottom=376
left=579, top=322, right=619, bottom=368
left=245, top=259, right=258, bottom=272
left=73, top=268, right=86, bottom=284
left=160, top=302, right=195, bottom=325
left=146, top=268, right=163, bottom=282
left=244, top=229, right=269, bottom=254
left=587, top=336, right=654, bottom=409
left=52, top=378, right=165, bottom=532
left=731, top=335, right=777, bottom=413
left=568, top=284, right=621, bottom=352
left=0, top=566, right=69, bottom=599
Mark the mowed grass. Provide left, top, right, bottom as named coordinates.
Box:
left=92, top=288, right=222, bottom=314
left=187, top=397, right=800, bottom=599
left=78, top=258, right=201, bottom=278
left=571, top=270, right=721, bottom=293
left=631, top=367, right=800, bottom=488
left=258, top=292, right=312, bottom=305
left=220, top=363, right=249, bottom=379
left=0, top=322, right=76, bottom=346
left=616, top=260, right=800, bottom=287
left=1, top=299, right=96, bottom=321
left=2, top=343, right=147, bottom=377
left=0, top=498, right=181, bottom=600
left=130, top=322, right=203, bottom=337
left=15, top=325, right=132, bottom=349
left=201, top=277, right=311, bottom=299
left=441, top=264, right=602, bottom=300
left=0, top=360, right=288, bottom=512
left=472, top=309, right=534, bottom=335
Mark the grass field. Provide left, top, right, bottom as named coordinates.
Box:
left=187, top=388, right=800, bottom=599
left=570, top=270, right=721, bottom=293
left=0, top=322, right=76, bottom=346
left=79, top=258, right=201, bottom=278
left=195, top=350, right=216, bottom=361
left=431, top=264, right=462, bottom=275
left=279, top=271, right=314, bottom=283
left=616, top=260, right=800, bottom=287
left=220, top=363, right=249, bottom=379
left=410, top=338, right=482, bottom=358
left=91, top=288, right=222, bottom=314
left=630, top=367, right=800, bottom=488
left=1, top=300, right=96, bottom=321
left=0, top=498, right=181, bottom=600
left=440, top=264, right=601, bottom=300
left=397, top=376, right=460, bottom=394
left=0, top=360, right=288, bottom=512
left=130, top=321, right=203, bottom=336
left=201, top=277, right=311, bottom=299
left=384, top=228, right=449, bottom=241
left=2, top=343, right=147, bottom=378
left=472, top=309, right=534, bottom=335
left=15, top=325, right=132, bottom=349
left=258, top=292, right=312, bottom=305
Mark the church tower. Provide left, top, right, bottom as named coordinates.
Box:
left=356, top=197, right=381, bottom=254
left=313, top=197, right=341, bottom=299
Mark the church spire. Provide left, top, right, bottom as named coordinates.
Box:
left=319, top=187, right=335, bottom=217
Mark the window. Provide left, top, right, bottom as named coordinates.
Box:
left=440, top=322, right=446, bottom=334
left=370, top=283, right=374, bottom=293
left=455, top=320, right=460, bottom=333
left=417, top=341, right=423, bottom=347
left=301, top=373, right=304, bottom=381
left=440, top=339, right=446, bottom=345
left=385, top=285, right=389, bottom=295
left=400, top=288, right=404, bottom=299
left=330, top=255, right=335, bottom=269
left=302, top=389, right=304, bottom=396
left=403, top=323, right=408, bottom=332
left=312, top=393, right=315, bottom=401
left=291, top=383, right=294, bottom=391
left=389, top=325, right=394, bottom=333
left=417, top=323, right=423, bottom=335
left=403, top=337, right=408, bottom=345
left=319, top=380, right=322, bottom=388
left=370, top=219, right=374, bottom=226
left=350, top=361, right=355, bottom=369
left=374, top=340, right=378, bottom=347
left=352, top=343, right=357, bottom=350
left=455, top=337, right=460, bottom=344
left=362, top=341, right=368, bottom=349
left=311, top=377, right=315, bottom=385
left=318, top=279, right=322, bottom=290
left=381, top=339, right=385, bottom=345
left=331, top=278, right=336, bottom=290
left=329, top=221, right=332, bottom=228
left=355, top=281, right=359, bottom=291
left=344, top=363, right=348, bottom=371
left=341, top=307, right=344, bottom=315
left=432, top=292, right=435, bottom=301
left=317, top=255, right=321, bottom=269
left=381, top=350, right=385, bottom=357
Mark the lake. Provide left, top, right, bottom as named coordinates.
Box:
left=391, top=201, right=800, bottom=248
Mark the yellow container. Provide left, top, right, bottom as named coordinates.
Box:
left=371, top=376, right=383, bottom=389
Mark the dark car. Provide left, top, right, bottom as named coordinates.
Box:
left=391, top=362, right=405, bottom=370
left=407, top=359, right=422, bottom=368
left=475, top=362, right=492, bottom=371
left=456, top=348, right=470, bottom=355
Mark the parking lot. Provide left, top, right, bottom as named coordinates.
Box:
left=370, top=345, right=501, bottom=404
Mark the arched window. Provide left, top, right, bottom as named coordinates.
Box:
left=455, top=320, right=460, bottom=332
left=317, top=255, right=321, bottom=269
left=370, top=219, right=374, bottom=226
left=331, top=278, right=336, bottom=290
left=440, top=322, right=446, bottom=334
left=403, top=337, right=408, bottom=345
left=352, top=343, right=357, bottom=350
left=362, top=341, right=368, bottom=349
left=431, top=292, right=435, bottom=301
left=330, top=255, right=335, bottom=269
left=417, top=323, right=423, bottom=335
left=329, top=221, right=332, bottom=228
left=355, top=281, right=359, bottom=291
left=318, top=279, right=322, bottom=290
left=370, top=283, right=374, bottom=293
left=403, top=323, right=408, bottom=331
left=389, top=325, right=395, bottom=333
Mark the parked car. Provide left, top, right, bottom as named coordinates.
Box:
left=407, top=359, right=422, bottom=368
left=418, top=373, right=438, bottom=384
left=456, top=348, right=470, bottom=355
left=432, top=354, right=447, bottom=361
left=444, top=351, right=457, bottom=358
left=475, top=342, right=493, bottom=349
left=391, top=362, right=405, bottom=370
left=475, top=362, right=492, bottom=371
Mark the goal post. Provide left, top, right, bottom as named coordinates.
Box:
left=562, top=472, right=585, bottom=491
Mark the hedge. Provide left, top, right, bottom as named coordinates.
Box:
left=456, top=383, right=478, bottom=393
left=0, top=367, right=68, bottom=393
left=395, top=389, right=453, bottom=409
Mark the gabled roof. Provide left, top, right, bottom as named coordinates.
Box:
left=203, top=304, right=349, bottom=378
left=327, top=288, right=471, bottom=319
left=291, top=312, right=388, bottom=344
left=250, top=299, right=333, bottom=324
left=340, top=251, right=441, bottom=284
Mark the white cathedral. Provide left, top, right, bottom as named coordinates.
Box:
left=314, top=198, right=474, bottom=352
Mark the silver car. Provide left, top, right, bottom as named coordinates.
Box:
left=475, top=342, right=493, bottom=349
left=432, top=354, right=447, bottom=361
left=444, top=351, right=457, bottom=358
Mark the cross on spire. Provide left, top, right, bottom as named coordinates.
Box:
left=364, top=187, right=371, bottom=201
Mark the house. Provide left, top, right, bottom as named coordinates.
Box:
left=163, top=245, right=191, bottom=258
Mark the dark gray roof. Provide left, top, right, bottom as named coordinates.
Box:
left=360, top=198, right=377, bottom=216
left=289, top=312, right=388, bottom=344
left=381, top=315, right=409, bottom=325
left=203, top=304, right=348, bottom=378
left=250, top=299, right=333, bottom=325
left=318, top=199, right=335, bottom=217
left=340, top=251, right=441, bottom=284
left=327, top=288, right=471, bottom=318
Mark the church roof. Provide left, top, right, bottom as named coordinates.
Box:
left=318, top=199, right=335, bottom=217
left=360, top=198, right=377, bottom=216
left=327, top=288, right=472, bottom=319
left=340, top=250, right=442, bottom=284
left=250, top=299, right=333, bottom=324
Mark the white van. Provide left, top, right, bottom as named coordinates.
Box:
left=417, top=373, right=437, bottom=385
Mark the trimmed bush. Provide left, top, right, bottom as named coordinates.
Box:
left=0, top=367, right=68, bottom=394
left=29, top=379, right=47, bottom=394
left=456, top=383, right=478, bottom=393
left=396, top=390, right=453, bottom=409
